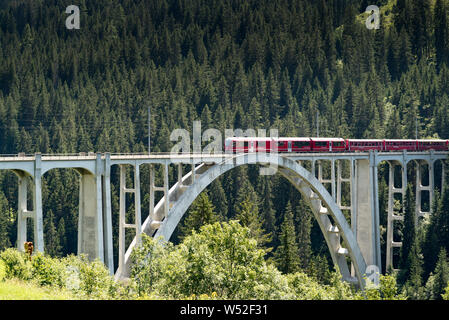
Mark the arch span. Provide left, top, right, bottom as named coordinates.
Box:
left=119, top=154, right=368, bottom=287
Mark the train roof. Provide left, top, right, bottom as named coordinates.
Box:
left=346, top=139, right=383, bottom=142
left=310, top=137, right=345, bottom=141
left=273, top=137, right=311, bottom=141
left=225, top=137, right=273, bottom=141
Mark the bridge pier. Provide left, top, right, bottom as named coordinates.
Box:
left=354, top=156, right=381, bottom=272
left=33, top=154, right=44, bottom=253
left=117, top=162, right=142, bottom=277
left=77, top=153, right=105, bottom=263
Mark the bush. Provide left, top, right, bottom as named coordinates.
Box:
left=0, top=248, right=32, bottom=280
left=62, top=255, right=117, bottom=299
left=0, top=259, right=6, bottom=281
left=31, top=253, right=66, bottom=287
left=0, top=248, right=120, bottom=299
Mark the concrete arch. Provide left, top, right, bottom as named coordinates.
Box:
left=120, top=154, right=367, bottom=287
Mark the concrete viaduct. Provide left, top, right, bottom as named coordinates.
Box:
left=0, top=151, right=447, bottom=288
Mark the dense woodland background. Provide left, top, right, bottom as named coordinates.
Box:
left=0, top=0, right=449, bottom=299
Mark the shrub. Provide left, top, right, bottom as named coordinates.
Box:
left=62, top=255, right=117, bottom=299
left=31, top=253, right=66, bottom=287
left=0, top=259, right=5, bottom=281
left=0, top=248, right=32, bottom=280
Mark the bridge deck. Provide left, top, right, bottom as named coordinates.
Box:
left=0, top=151, right=447, bottom=162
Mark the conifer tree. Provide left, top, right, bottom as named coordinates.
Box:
left=44, top=210, right=62, bottom=257
left=235, top=194, right=272, bottom=251
left=0, top=192, right=12, bottom=251
left=179, top=192, right=219, bottom=241
left=274, top=201, right=300, bottom=274
left=431, top=248, right=449, bottom=300
left=295, top=198, right=313, bottom=270
left=400, top=183, right=416, bottom=272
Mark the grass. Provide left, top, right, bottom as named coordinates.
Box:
left=0, top=279, right=76, bottom=300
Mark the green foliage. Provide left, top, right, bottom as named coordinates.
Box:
left=274, top=201, right=300, bottom=274
left=429, top=248, right=449, bottom=300
left=179, top=192, right=219, bottom=241
left=0, top=248, right=32, bottom=280
left=132, top=221, right=289, bottom=299
left=31, top=253, right=66, bottom=287
left=62, top=255, right=117, bottom=299
left=442, top=281, right=449, bottom=300
left=0, top=248, right=119, bottom=299
left=0, top=259, right=5, bottom=281
left=360, top=274, right=407, bottom=300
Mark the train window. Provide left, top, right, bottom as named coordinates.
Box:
left=293, top=141, right=309, bottom=148
left=243, top=141, right=249, bottom=148
left=333, top=142, right=344, bottom=147
left=277, top=142, right=285, bottom=147
left=315, top=142, right=327, bottom=147
left=258, top=141, right=266, bottom=148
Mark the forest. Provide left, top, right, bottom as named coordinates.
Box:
left=0, top=0, right=449, bottom=299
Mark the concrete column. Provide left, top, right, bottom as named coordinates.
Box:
left=118, top=164, right=126, bottom=274
left=163, top=163, right=169, bottom=219
left=337, top=160, right=342, bottom=207
left=102, top=153, right=114, bottom=274
left=95, top=154, right=104, bottom=262
left=149, top=164, right=155, bottom=219
left=415, top=160, right=421, bottom=222
left=429, top=160, right=434, bottom=213
left=134, top=164, right=142, bottom=246
left=355, top=158, right=376, bottom=268
left=386, top=162, right=393, bottom=270
left=370, top=152, right=381, bottom=272
left=78, top=165, right=104, bottom=262
left=33, top=153, right=44, bottom=253
left=331, top=160, right=336, bottom=200
left=351, top=158, right=357, bottom=234
left=17, top=174, right=28, bottom=252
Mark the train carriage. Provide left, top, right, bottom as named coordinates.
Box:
left=224, top=137, right=273, bottom=153
left=273, top=137, right=312, bottom=153
left=346, top=139, right=384, bottom=152
left=384, top=139, right=418, bottom=151
left=310, top=138, right=346, bottom=152
left=417, top=139, right=449, bottom=151
left=224, top=137, right=449, bottom=153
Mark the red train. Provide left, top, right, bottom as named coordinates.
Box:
left=224, top=137, right=449, bottom=153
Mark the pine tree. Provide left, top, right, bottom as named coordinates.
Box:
left=431, top=248, right=449, bottom=300
left=0, top=192, right=12, bottom=251
left=274, top=201, right=300, bottom=274
left=434, top=0, right=448, bottom=68
left=403, top=236, right=424, bottom=299
left=179, top=192, right=219, bottom=241
left=235, top=194, right=272, bottom=251
left=295, top=198, right=313, bottom=270
left=44, top=210, right=62, bottom=257
left=400, top=183, right=416, bottom=273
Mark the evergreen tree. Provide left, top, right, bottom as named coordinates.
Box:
left=0, top=192, right=12, bottom=251
left=179, top=192, right=219, bottom=241
left=274, top=202, right=300, bottom=274
left=235, top=194, right=271, bottom=251
left=400, top=183, right=416, bottom=273
left=44, top=210, right=62, bottom=257
left=431, top=248, right=449, bottom=300
left=295, top=197, right=313, bottom=270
